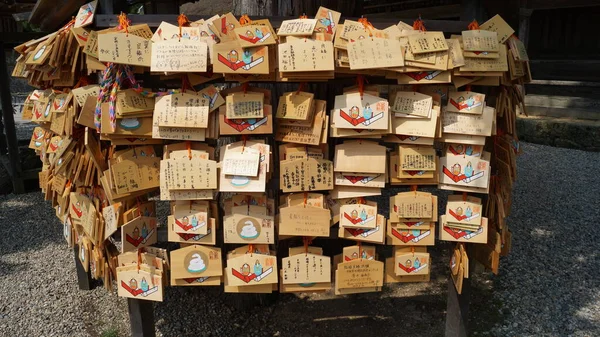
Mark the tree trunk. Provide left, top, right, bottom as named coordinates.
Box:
left=232, top=0, right=276, bottom=16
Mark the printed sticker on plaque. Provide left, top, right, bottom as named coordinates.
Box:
left=447, top=91, right=485, bottom=114
left=121, top=216, right=158, bottom=252
left=340, top=203, right=377, bottom=229
left=395, top=250, right=430, bottom=276
left=332, top=93, right=389, bottom=130
left=234, top=25, right=276, bottom=47
left=214, top=41, right=269, bottom=74
left=226, top=253, right=278, bottom=286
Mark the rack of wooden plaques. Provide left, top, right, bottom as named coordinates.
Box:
left=7, top=8, right=527, bottom=337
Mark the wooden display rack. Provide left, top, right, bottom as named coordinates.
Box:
left=0, top=2, right=500, bottom=336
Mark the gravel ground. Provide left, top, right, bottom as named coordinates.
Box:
left=0, top=142, right=598, bottom=337
left=486, top=143, right=600, bottom=336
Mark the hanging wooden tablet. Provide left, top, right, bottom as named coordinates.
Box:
left=332, top=93, right=389, bottom=130
left=392, top=92, right=432, bottom=118
left=151, top=39, right=208, bottom=72
left=347, top=37, right=404, bottom=70
left=407, top=31, right=448, bottom=54
left=447, top=91, right=485, bottom=114
left=333, top=141, right=386, bottom=174
left=461, top=30, right=498, bottom=52
left=219, top=104, right=273, bottom=135
left=223, top=213, right=275, bottom=244
left=278, top=40, right=334, bottom=72
left=339, top=203, right=377, bottom=229
left=335, top=258, right=384, bottom=293
left=280, top=158, right=334, bottom=192
left=394, top=247, right=430, bottom=276
left=170, top=245, right=222, bottom=284
left=338, top=214, right=386, bottom=244
left=225, top=92, right=264, bottom=119
left=172, top=202, right=210, bottom=235
left=121, top=216, right=157, bottom=252
left=279, top=204, right=330, bottom=237
left=226, top=253, right=278, bottom=287
left=480, top=14, right=514, bottom=44
left=117, top=266, right=163, bottom=301
left=97, top=33, right=151, bottom=67
left=386, top=222, right=435, bottom=246
left=168, top=216, right=216, bottom=245
left=440, top=216, right=488, bottom=244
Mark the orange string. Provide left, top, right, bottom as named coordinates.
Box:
left=296, top=82, right=307, bottom=95
left=73, top=76, right=90, bottom=89
left=303, top=192, right=308, bottom=207
left=181, top=74, right=188, bottom=93
left=357, top=241, right=363, bottom=259
left=186, top=140, right=192, bottom=160
left=299, top=14, right=308, bottom=19
left=467, top=20, right=480, bottom=30
left=118, top=12, right=130, bottom=36
left=413, top=17, right=426, bottom=32
left=411, top=185, right=418, bottom=192
left=358, top=17, right=374, bottom=37
left=239, top=14, right=252, bottom=26
left=241, top=82, right=249, bottom=94
left=61, top=18, right=76, bottom=32
left=303, top=237, right=312, bottom=254
left=248, top=244, right=254, bottom=256
left=137, top=248, right=142, bottom=273
left=241, top=135, right=248, bottom=154
left=462, top=192, right=468, bottom=202
left=178, top=13, right=190, bottom=41
left=136, top=197, right=142, bottom=217
left=357, top=75, right=366, bottom=98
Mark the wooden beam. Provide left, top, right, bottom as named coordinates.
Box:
left=28, top=0, right=88, bottom=31
left=94, top=14, right=470, bottom=32
left=527, top=0, right=600, bottom=10
left=364, top=0, right=425, bottom=10
left=0, top=31, right=46, bottom=45
left=367, top=4, right=461, bottom=19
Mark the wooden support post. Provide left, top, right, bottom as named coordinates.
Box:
left=518, top=8, right=533, bottom=49
left=444, top=250, right=474, bottom=337
left=128, top=298, right=156, bottom=337
left=73, top=246, right=93, bottom=290
left=0, top=42, right=24, bottom=194
left=444, top=274, right=471, bottom=337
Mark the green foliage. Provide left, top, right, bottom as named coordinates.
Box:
left=100, top=326, right=119, bottom=337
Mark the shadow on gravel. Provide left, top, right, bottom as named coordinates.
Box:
left=153, top=242, right=453, bottom=337
left=0, top=192, right=64, bottom=276
left=154, top=286, right=448, bottom=337
left=471, top=143, right=600, bottom=336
